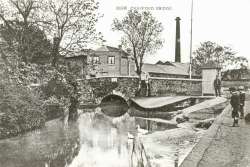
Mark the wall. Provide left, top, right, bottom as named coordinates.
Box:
left=78, top=76, right=202, bottom=104
left=202, top=69, right=218, bottom=96
left=149, top=77, right=202, bottom=96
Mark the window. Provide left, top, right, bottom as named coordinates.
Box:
left=92, top=56, right=100, bottom=64
left=108, top=56, right=115, bottom=64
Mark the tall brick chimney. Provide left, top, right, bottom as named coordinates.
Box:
left=175, top=17, right=181, bottom=62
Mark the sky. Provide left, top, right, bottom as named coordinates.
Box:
left=94, top=0, right=250, bottom=66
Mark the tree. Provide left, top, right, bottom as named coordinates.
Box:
left=0, top=23, right=52, bottom=64
left=41, top=0, right=103, bottom=66
left=0, top=0, right=102, bottom=66
left=0, top=0, right=103, bottom=121
left=192, top=41, right=248, bottom=75
left=112, top=10, right=164, bottom=85
left=0, top=0, right=51, bottom=63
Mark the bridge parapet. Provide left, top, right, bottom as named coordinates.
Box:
left=77, top=76, right=139, bottom=104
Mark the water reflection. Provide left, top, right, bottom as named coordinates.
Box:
left=0, top=107, right=144, bottom=167
left=0, top=106, right=185, bottom=167
left=0, top=118, right=80, bottom=167
left=69, top=107, right=139, bottom=167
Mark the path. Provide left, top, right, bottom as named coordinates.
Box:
left=181, top=93, right=250, bottom=167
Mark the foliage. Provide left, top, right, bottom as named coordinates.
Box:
left=0, top=0, right=102, bottom=66
left=0, top=0, right=51, bottom=63
left=112, top=10, right=164, bottom=77
left=38, top=64, right=80, bottom=120
left=0, top=0, right=101, bottom=134
left=222, top=68, right=250, bottom=81
left=41, top=0, right=103, bottom=66
left=42, top=96, right=70, bottom=120
left=0, top=72, right=45, bottom=139
left=192, top=41, right=248, bottom=75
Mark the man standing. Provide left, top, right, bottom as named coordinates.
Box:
left=230, top=87, right=240, bottom=127
left=214, top=75, right=221, bottom=97
left=239, top=86, right=246, bottom=119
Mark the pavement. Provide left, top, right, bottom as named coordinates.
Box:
left=181, top=93, right=250, bottom=167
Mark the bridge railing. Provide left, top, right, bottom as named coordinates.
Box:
left=77, top=76, right=202, bottom=82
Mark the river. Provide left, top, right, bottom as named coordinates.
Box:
left=0, top=107, right=202, bottom=167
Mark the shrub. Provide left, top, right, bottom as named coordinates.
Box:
left=0, top=79, right=45, bottom=139
left=43, top=96, right=69, bottom=120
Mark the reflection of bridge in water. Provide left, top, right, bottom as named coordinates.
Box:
left=99, top=93, right=208, bottom=118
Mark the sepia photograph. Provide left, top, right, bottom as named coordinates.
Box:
left=0, top=0, right=249, bottom=166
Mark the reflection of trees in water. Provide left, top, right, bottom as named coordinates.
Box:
left=90, top=110, right=152, bottom=166
left=45, top=138, right=80, bottom=167
left=43, top=108, right=152, bottom=167
left=129, top=137, right=151, bottom=167
left=88, top=108, right=129, bottom=152
left=44, top=121, right=81, bottom=167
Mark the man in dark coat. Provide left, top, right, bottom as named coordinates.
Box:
left=214, top=75, right=221, bottom=97
left=238, top=86, right=246, bottom=119
left=230, top=87, right=240, bottom=127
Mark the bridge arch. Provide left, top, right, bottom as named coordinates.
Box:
left=100, top=93, right=129, bottom=117
left=101, top=94, right=127, bottom=105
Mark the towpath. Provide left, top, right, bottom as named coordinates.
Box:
left=181, top=93, right=250, bottom=167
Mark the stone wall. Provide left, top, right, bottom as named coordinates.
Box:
left=149, top=77, right=202, bottom=96
left=78, top=76, right=202, bottom=104
left=78, top=76, right=139, bottom=104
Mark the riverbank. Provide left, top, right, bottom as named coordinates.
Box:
left=0, top=111, right=46, bottom=140
left=138, top=96, right=228, bottom=166
left=180, top=93, right=250, bottom=167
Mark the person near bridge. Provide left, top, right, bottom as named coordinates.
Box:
left=214, top=75, right=221, bottom=97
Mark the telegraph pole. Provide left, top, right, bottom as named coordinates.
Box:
left=189, top=0, right=193, bottom=79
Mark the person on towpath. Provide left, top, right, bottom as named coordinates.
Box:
left=230, top=87, right=240, bottom=127
left=238, top=86, right=246, bottom=119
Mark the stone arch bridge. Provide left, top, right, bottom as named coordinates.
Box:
left=77, top=76, right=202, bottom=105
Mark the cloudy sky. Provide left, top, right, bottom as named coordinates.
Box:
left=95, top=0, right=250, bottom=65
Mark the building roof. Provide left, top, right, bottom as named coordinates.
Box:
left=65, top=45, right=131, bottom=59
left=142, top=61, right=198, bottom=76
left=95, top=45, right=129, bottom=56
left=65, top=49, right=93, bottom=59
left=96, top=45, right=121, bottom=52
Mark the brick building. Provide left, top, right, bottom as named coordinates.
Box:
left=65, top=45, right=136, bottom=78
left=65, top=45, right=200, bottom=79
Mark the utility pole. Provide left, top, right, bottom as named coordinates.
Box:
left=189, top=0, right=194, bottom=79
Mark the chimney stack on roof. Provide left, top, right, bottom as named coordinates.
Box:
left=175, top=17, right=181, bottom=62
